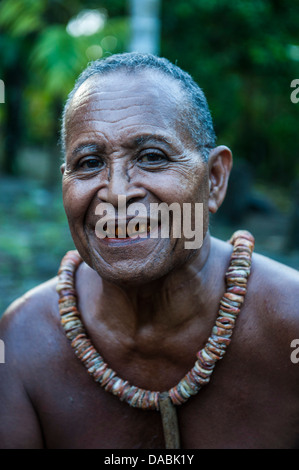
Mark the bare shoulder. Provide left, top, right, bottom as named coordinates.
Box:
left=240, top=251, right=299, bottom=376
left=0, top=277, right=63, bottom=373
left=1, top=276, right=59, bottom=329
left=250, top=251, right=299, bottom=319
left=0, top=278, right=64, bottom=448
left=213, top=236, right=299, bottom=369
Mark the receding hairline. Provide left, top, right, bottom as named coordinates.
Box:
left=64, top=70, right=209, bottom=165
left=64, top=67, right=191, bottom=125
left=60, top=52, right=217, bottom=159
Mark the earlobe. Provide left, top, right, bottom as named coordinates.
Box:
left=60, top=163, right=66, bottom=175
left=208, top=146, right=232, bottom=214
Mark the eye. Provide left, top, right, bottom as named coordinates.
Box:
left=79, top=157, right=104, bottom=170
left=137, top=152, right=169, bottom=166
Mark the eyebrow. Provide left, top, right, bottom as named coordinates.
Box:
left=71, top=142, right=106, bottom=158
left=70, top=133, right=179, bottom=158
left=133, top=134, right=176, bottom=147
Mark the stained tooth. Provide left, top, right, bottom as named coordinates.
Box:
left=128, top=226, right=137, bottom=236
left=117, top=227, right=124, bottom=237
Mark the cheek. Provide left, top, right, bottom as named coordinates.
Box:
left=62, top=179, right=95, bottom=223
left=136, top=165, right=208, bottom=205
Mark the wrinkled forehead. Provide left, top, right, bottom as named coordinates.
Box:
left=69, top=69, right=183, bottom=112
left=64, top=70, right=190, bottom=147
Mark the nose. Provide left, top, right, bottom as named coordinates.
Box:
left=97, top=161, right=146, bottom=208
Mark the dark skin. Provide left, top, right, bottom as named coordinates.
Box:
left=1, top=70, right=299, bottom=449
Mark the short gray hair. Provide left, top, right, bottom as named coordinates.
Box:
left=60, top=52, right=216, bottom=160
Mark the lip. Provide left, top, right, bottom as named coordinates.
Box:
left=95, top=217, right=161, bottom=246
left=98, top=235, right=152, bottom=246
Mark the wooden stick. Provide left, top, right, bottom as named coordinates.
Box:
left=159, top=392, right=180, bottom=449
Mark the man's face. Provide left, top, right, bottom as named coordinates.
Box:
left=62, top=70, right=210, bottom=285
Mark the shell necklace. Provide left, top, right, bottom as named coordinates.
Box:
left=57, top=230, right=254, bottom=449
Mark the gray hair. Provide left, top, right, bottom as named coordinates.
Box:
left=60, top=52, right=216, bottom=160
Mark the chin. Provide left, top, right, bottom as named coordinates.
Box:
left=91, top=245, right=199, bottom=288
left=91, top=258, right=170, bottom=287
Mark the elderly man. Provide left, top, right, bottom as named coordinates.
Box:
left=0, top=53, right=299, bottom=450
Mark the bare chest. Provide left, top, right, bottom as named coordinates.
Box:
left=33, top=352, right=299, bottom=449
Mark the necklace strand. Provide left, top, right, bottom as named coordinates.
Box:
left=57, top=230, right=254, bottom=411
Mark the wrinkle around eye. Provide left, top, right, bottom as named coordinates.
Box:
left=79, top=157, right=105, bottom=169
left=64, top=160, right=105, bottom=180
left=64, top=168, right=104, bottom=182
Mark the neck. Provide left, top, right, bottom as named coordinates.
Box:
left=78, top=232, right=232, bottom=338
left=57, top=229, right=254, bottom=425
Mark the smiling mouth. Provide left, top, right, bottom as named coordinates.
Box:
left=113, top=222, right=151, bottom=238
left=99, top=218, right=161, bottom=241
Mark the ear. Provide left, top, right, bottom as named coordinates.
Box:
left=208, top=145, right=233, bottom=214
left=60, top=163, right=66, bottom=175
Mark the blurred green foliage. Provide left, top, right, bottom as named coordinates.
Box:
left=161, top=0, right=299, bottom=184
left=0, top=176, right=74, bottom=313
left=0, top=0, right=298, bottom=184
left=0, top=0, right=129, bottom=173
left=0, top=0, right=298, bottom=313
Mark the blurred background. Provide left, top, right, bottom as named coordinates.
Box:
left=0, top=0, right=298, bottom=314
